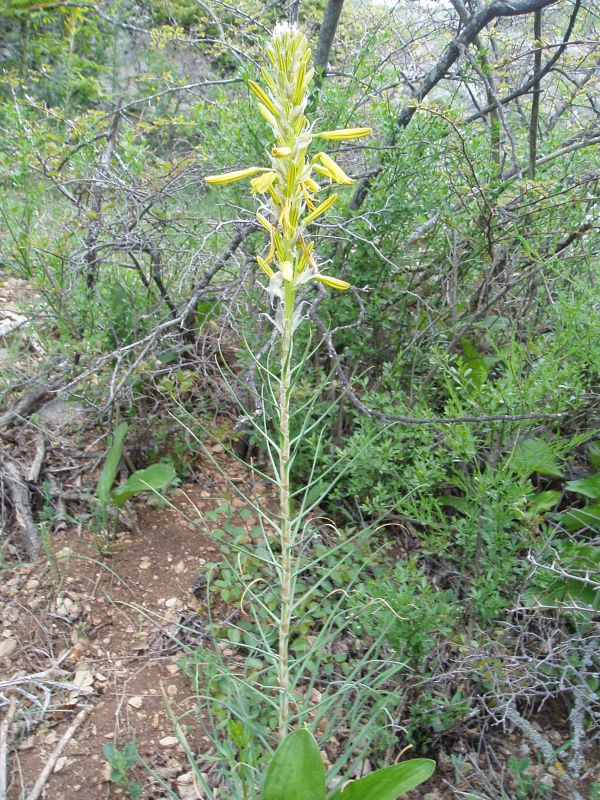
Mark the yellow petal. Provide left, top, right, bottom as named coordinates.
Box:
left=303, top=177, right=321, bottom=193
left=314, top=274, right=350, bottom=290
left=256, top=213, right=273, bottom=232
left=260, top=67, right=276, bottom=92
left=281, top=261, right=294, bottom=282
left=300, top=236, right=316, bottom=268
left=251, top=171, right=278, bottom=194
left=316, top=127, right=372, bottom=141
left=257, top=103, right=278, bottom=128
left=257, top=256, right=274, bottom=278
left=247, top=80, right=279, bottom=118
left=313, top=164, right=333, bottom=180
left=317, top=152, right=354, bottom=185
left=272, top=146, right=292, bottom=158
left=205, top=166, right=263, bottom=186
left=303, top=193, right=337, bottom=225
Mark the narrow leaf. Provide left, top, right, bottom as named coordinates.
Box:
left=96, top=422, right=128, bottom=505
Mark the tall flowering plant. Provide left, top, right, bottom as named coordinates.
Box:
left=204, top=22, right=434, bottom=800
left=206, top=21, right=370, bottom=740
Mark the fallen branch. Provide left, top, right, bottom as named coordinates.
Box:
left=0, top=383, right=52, bottom=432
left=0, top=458, right=41, bottom=560
left=0, top=696, right=18, bottom=800
left=25, top=705, right=94, bottom=800
left=27, top=435, right=46, bottom=483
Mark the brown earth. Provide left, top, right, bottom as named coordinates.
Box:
left=1, top=451, right=262, bottom=800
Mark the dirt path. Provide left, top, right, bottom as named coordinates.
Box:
left=1, top=455, right=258, bottom=800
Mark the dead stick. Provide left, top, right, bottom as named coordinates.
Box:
left=0, top=384, right=50, bottom=431
left=1, top=459, right=41, bottom=560
left=0, top=697, right=18, bottom=800
left=27, top=435, right=46, bottom=483
left=25, top=705, right=94, bottom=800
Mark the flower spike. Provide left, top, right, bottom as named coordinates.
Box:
left=207, top=22, right=370, bottom=292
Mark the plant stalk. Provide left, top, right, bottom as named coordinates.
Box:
left=277, top=281, right=296, bottom=739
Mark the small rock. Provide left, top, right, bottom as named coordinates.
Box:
left=0, top=638, right=18, bottom=658
left=53, top=756, right=68, bottom=773
left=159, top=736, right=179, bottom=749
left=177, top=771, right=195, bottom=786
left=165, top=664, right=180, bottom=675
left=38, top=398, right=88, bottom=431
left=19, top=736, right=35, bottom=751
left=165, top=597, right=179, bottom=608
left=128, top=695, right=144, bottom=709
left=166, top=684, right=178, bottom=697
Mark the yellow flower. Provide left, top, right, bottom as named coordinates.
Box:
left=314, top=274, right=350, bottom=290
left=247, top=80, right=279, bottom=118
left=257, top=103, right=278, bottom=128
left=257, top=256, right=275, bottom=277
left=205, top=166, right=263, bottom=186
left=303, top=193, right=337, bottom=225
left=316, top=127, right=372, bottom=141
left=314, top=152, right=355, bottom=185
left=303, top=177, right=320, bottom=193
left=251, top=170, right=278, bottom=194
left=272, top=146, right=292, bottom=158
left=256, top=213, right=273, bottom=232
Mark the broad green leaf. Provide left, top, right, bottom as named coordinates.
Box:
left=328, top=759, right=435, bottom=800
left=263, top=729, right=325, bottom=800
left=110, top=463, right=176, bottom=509
left=561, top=503, right=600, bottom=532
left=96, top=423, right=128, bottom=505
left=508, top=438, right=563, bottom=477
left=527, top=491, right=561, bottom=516
left=439, top=495, right=472, bottom=515
left=565, top=473, right=600, bottom=501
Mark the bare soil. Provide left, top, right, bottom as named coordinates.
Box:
left=1, top=452, right=258, bottom=800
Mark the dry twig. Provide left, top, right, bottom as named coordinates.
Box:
left=0, top=697, right=18, bottom=800
left=25, top=705, right=94, bottom=800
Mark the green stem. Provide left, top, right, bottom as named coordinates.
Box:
left=277, top=280, right=296, bottom=740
